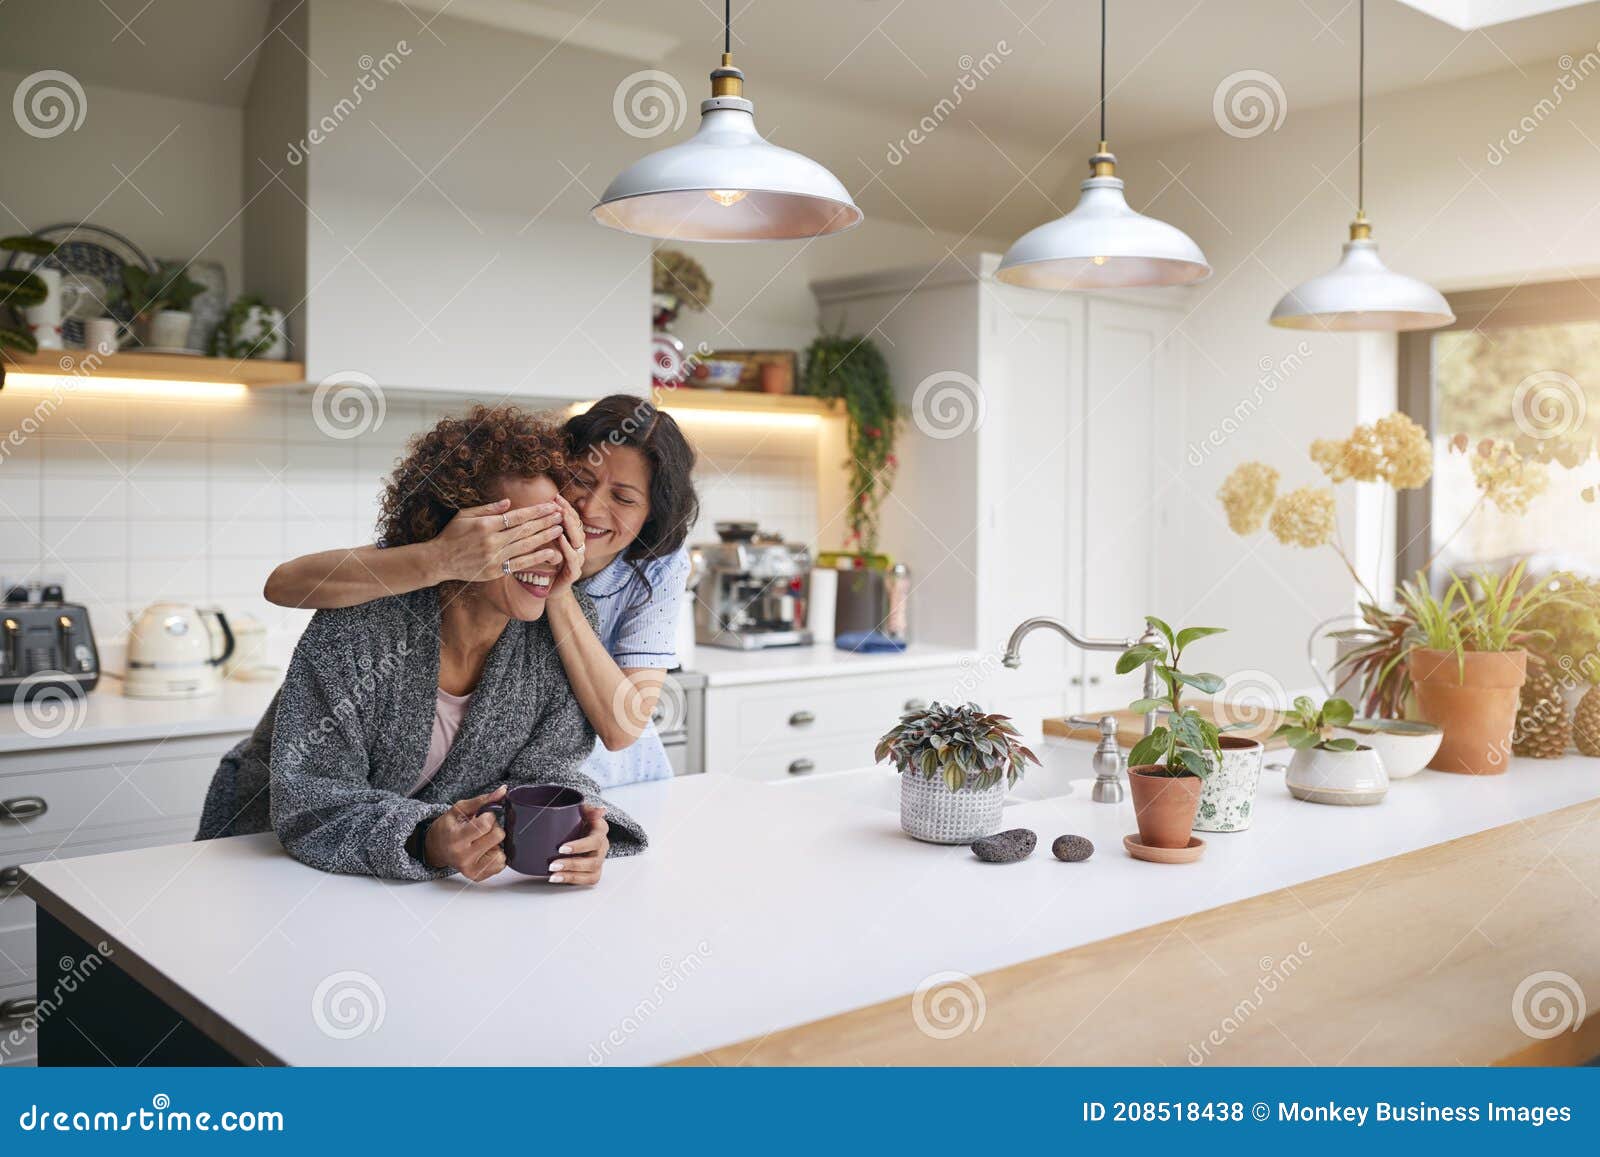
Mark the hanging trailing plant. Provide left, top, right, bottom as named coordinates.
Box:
left=802, top=333, right=898, bottom=554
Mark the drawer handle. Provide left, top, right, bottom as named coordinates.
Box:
left=1089, top=675, right=1102, bottom=686
left=787, top=758, right=815, bottom=776
left=0, top=866, right=20, bottom=898
left=788, top=710, right=815, bottom=727
left=0, top=797, right=46, bottom=823
left=0, top=997, right=36, bottom=1023
left=903, top=698, right=928, bottom=712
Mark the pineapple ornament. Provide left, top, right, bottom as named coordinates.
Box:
left=1513, top=667, right=1572, bottom=759
left=1576, top=685, right=1600, bottom=758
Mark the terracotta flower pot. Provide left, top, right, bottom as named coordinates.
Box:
left=1128, top=766, right=1203, bottom=848
left=1407, top=648, right=1527, bottom=775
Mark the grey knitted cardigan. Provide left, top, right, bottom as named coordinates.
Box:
left=195, top=588, right=646, bottom=880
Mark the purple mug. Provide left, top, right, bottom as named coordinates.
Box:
left=477, top=784, right=587, bottom=878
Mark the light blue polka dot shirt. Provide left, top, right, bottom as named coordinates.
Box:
left=577, top=547, right=691, bottom=788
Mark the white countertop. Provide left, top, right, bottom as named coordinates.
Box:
left=22, top=752, right=1600, bottom=1066
left=684, top=641, right=976, bottom=685
left=0, top=676, right=277, bottom=755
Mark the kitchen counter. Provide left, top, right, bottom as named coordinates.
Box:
left=0, top=677, right=277, bottom=755
left=684, top=641, right=976, bottom=686
left=20, top=752, right=1600, bottom=1066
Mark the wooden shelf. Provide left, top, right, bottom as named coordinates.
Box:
left=0, top=349, right=305, bottom=386
left=651, top=389, right=842, bottom=417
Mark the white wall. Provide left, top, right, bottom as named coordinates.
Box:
left=0, top=68, right=245, bottom=302
left=1109, top=56, right=1600, bottom=688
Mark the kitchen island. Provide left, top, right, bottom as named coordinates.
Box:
left=19, top=755, right=1600, bottom=1066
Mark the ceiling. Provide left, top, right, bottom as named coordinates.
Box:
left=2, top=0, right=1596, bottom=142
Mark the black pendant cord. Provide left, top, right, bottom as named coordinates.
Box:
left=1357, top=0, right=1365, bottom=216
left=1099, top=0, right=1107, bottom=142
left=724, top=0, right=731, bottom=55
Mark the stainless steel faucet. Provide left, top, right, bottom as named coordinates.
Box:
left=1000, top=617, right=1165, bottom=803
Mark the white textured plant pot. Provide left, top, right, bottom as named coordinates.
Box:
left=244, top=305, right=289, bottom=359
left=1194, top=737, right=1265, bottom=832
left=141, top=309, right=193, bottom=349
left=1286, top=745, right=1388, bottom=806
left=900, top=773, right=1005, bottom=844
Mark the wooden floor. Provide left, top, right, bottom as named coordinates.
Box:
left=680, top=798, right=1600, bottom=1066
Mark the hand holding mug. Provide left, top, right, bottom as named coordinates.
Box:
left=547, top=805, right=610, bottom=886
left=424, top=786, right=508, bottom=881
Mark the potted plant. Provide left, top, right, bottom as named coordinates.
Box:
left=211, top=294, right=288, bottom=360
left=121, top=261, right=203, bottom=350
left=1405, top=561, right=1563, bottom=775
left=1276, top=696, right=1388, bottom=805
left=1119, top=618, right=1238, bottom=849
left=0, top=235, right=60, bottom=354
left=876, top=701, right=1038, bottom=844
left=802, top=333, right=897, bottom=556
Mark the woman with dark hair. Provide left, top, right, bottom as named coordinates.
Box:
left=262, top=394, right=700, bottom=788
left=198, top=406, right=646, bottom=883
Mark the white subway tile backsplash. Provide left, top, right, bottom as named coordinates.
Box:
left=42, top=477, right=127, bottom=521
left=42, top=517, right=127, bottom=561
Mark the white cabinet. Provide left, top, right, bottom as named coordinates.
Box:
left=0, top=730, right=241, bottom=1066
left=812, top=255, right=1188, bottom=733
left=703, top=667, right=962, bottom=779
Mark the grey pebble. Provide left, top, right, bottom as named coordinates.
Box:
left=1052, top=834, right=1094, bottom=862
left=971, top=828, right=1037, bottom=863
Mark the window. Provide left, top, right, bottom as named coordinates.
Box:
left=1398, top=280, right=1600, bottom=582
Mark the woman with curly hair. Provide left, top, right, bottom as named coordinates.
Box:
left=196, top=406, right=646, bottom=884
left=262, top=394, right=700, bottom=789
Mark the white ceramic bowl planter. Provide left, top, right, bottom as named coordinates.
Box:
left=1332, top=719, right=1442, bottom=780
left=1193, top=736, right=1266, bottom=832
left=1285, top=745, right=1388, bottom=806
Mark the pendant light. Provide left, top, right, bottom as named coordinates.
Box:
left=1270, top=0, right=1452, bottom=331
left=995, top=0, right=1209, bottom=290
left=592, top=1, right=862, bottom=242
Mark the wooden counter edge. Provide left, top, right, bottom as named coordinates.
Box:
left=673, top=799, right=1600, bottom=1067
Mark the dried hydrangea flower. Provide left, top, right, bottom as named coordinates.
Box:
left=1374, top=412, right=1432, bottom=489
left=1311, top=425, right=1383, bottom=483
left=1469, top=439, right=1548, bottom=515
left=1217, top=462, right=1279, bottom=535
left=1268, top=486, right=1338, bottom=548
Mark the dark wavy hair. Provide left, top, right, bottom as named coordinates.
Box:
left=564, top=395, right=699, bottom=604
left=376, top=404, right=570, bottom=549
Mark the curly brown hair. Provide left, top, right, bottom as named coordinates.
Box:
left=375, top=404, right=570, bottom=548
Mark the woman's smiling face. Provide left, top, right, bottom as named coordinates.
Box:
left=479, top=474, right=563, bottom=620
left=565, top=445, right=651, bottom=568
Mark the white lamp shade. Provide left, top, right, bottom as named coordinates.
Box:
left=1270, top=238, right=1453, bottom=331
left=995, top=176, right=1210, bottom=289
left=593, top=104, right=862, bottom=242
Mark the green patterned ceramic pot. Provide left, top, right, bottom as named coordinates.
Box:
left=1193, top=735, right=1265, bottom=832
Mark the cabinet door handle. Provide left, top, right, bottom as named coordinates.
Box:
left=0, top=997, right=37, bottom=1023
left=0, top=866, right=20, bottom=898
left=1069, top=676, right=1082, bottom=687
left=788, top=710, right=815, bottom=727
left=902, top=698, right=928, bottom=712
left=1089, top=675, right=1102, bottom=686
left=0, top=797, right=46, bottom=823
left=787, top=759, right=815, bottom=776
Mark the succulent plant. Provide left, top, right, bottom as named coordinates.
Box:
left=875, top=701, right=1038, bottom=792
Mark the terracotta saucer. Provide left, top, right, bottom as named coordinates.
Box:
left=1123, top=833, right=1206, bottom=864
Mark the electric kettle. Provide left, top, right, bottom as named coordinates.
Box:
left=124, top=603, right=235, bottom=700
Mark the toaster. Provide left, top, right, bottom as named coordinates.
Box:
left=0, top=601, right=100, bottom=704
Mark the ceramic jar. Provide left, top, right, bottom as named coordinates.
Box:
left=1194, top=735, right=1265, bottom=832
left=1285, top=745, right=1388, bottom=806
left=900, top=772, right=1005, bottom=844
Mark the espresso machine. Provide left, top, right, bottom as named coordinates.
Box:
left=690, top=524, right=812, bottom=650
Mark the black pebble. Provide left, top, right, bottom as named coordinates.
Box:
left=971, top=828, right=1037, bottom=863
left=1052, top=834, right=1094, bottom=862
